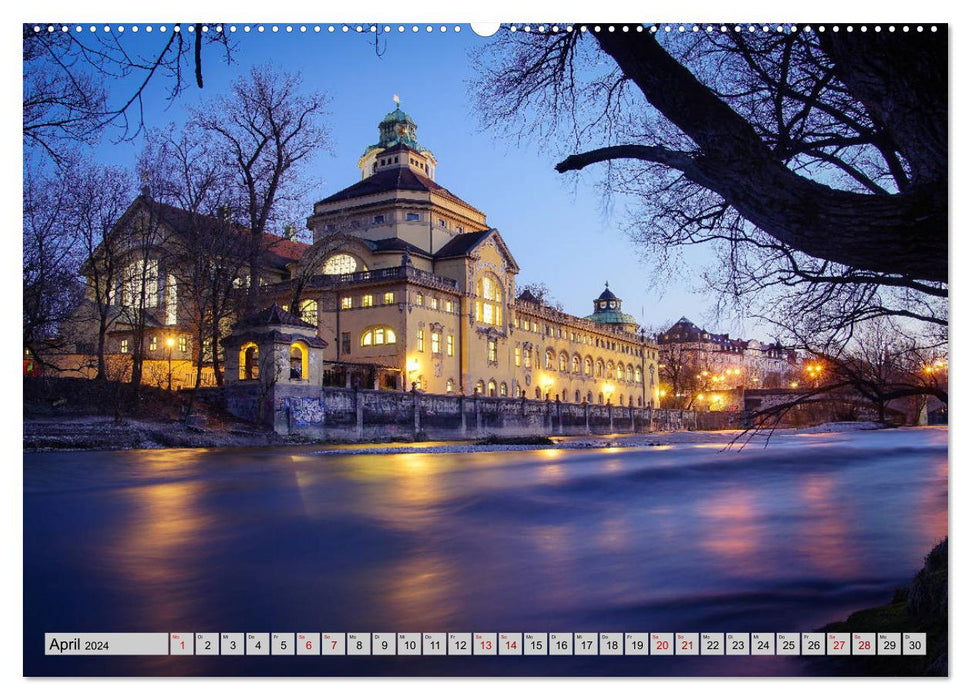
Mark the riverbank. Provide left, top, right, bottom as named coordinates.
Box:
left=815, top=538, right=948, bottom=676
left=22, top=416, right=891, bottom=452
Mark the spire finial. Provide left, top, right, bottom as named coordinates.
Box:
left=605, top=280, right=609, bottom=288
left=393, top=94, right=400, bottom=108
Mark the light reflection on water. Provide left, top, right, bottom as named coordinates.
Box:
left=24, top=427, right=947, bottom=676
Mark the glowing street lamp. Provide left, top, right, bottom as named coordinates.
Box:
left=165, top=336, right=176, bottom=390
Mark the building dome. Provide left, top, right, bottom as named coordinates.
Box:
left=379, top=107, right=417, bottom=126
left=584, top=282, right=638, bottom=332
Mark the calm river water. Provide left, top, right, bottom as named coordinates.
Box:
left=23, top=427, right=947, bottom=676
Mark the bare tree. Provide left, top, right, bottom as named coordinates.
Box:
left=23, top=23, right=233, bottom=166
left=192, top=65, right=329, bottom=314
left=70, top=164, right=135, bottom=379
left=473, top=27, right=947, bottom=333
left=517, top=281, right=564, bottom=311
left=23, top=166, right=85, bottom=367
left=138, top=126, right=251, bottom=404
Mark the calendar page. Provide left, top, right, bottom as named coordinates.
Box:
left=21, top=6, right=949, bottom=682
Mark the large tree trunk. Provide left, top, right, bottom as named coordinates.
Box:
left=554, top=30, right=947, bottom=283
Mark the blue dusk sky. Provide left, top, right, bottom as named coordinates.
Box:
left=79, top=26, right=757, bottom=339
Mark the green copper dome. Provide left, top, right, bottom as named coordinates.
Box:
left=584, top=309, right=639, bottom=326
left=380, top=107, right=416, bottom=126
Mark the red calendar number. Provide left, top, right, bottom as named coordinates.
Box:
left=656, top=640, right=669, bottom=651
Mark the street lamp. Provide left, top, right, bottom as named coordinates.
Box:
left=165, top=336, right=175, bottom=390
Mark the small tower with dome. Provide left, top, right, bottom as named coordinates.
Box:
left=357, top=98, right=438, bottom=180
left=584, top=282, right=640, bottom=334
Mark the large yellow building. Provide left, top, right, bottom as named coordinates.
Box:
left=264, top=106, right=661, bottom=407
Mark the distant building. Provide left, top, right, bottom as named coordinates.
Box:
left=654, top=317, right=797, bottom=410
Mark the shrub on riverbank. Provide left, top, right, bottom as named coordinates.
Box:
left=820, top=538, right=947, bottom=676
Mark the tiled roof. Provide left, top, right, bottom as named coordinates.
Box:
left=144, top=198, right=310, bottom=271
left=434, top=229, right=495, bottom=258
left=315, top=167, right=482, bottom=215
left=239, top=303, right=315, bottom=330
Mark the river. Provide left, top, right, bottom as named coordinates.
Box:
left=23, top=427, right=947, bottom=676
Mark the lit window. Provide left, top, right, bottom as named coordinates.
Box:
left=635, top=367, right=642, bottom=382
left=487, top=380, right=497, bottom=397
left=514, top=346, right=521, bottom=367
left=362, top=294, right=373, bottom=308
left=446, top=335, right=454, bottom=357
left=626, top=365, right=634, bottom=381
left=446, top=378, right=454, bottom=393
left=323, top=254, right=358, bottom=275
left=121, top=339, right=129, bottom=354
left=417, top=329, right=425, bottom=352
left=361, top=326, right=396, bottom=347
left=179, top=336, right=187, bottom=353
left=475, top=380, right=484, bottom=395
left=475, top=275, right=503, bottom=327
left=559, top=354, right=568, bottom=372
left=500, top=382, right=508, bottom=397
left=545, top=350, right=554, bottom=369
left=429, top=297, right=438, bottom=310
left=524, top=351, right=532, bottom=368
left=299, top=299, right=318, bottom=326
left=445, top=300, right=454, bottom=313
left=149, top=336, right=157, bottom=351
left=122, top=258, right=159, bottom=308
left=341, top=296, right=352, bottom=309
left=572, top=356, right=580, bottom=373
left=383, top=291, right=394, bottom=305
left=585, top=357, right=592, bottom=375
left=597, top=360, right=605, bottom=378
left=488, top=339, right=498, bottom=363
left=415, top=292, right=424, bottom=306
left=165, top=274, right=178, bottom=325
left=431, top=332, right=441, bottom=354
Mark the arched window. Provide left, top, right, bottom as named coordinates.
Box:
left=299, top=299, right=318, bottom=326
left=289, top=342, right=308, bottom=380
left=584, top=357, right=592, bottom=375
left=535, top=387, right=542, bottom=399
left=616, top=364, right=624, bottom=381
left=626, top=364, right=634, bottom=382
left=638, top=397, right=643, bottom=407
left=500, top=382, right=508, bottom=397
left=618, top=393, right=624, bottom=405
left=572, top=355, right=580, bottom=373
left=475, top=380, right=484, bottom=395
left=361, top=326, right=397, bottom=347
left=587, top=391, right=593, bottom=403
left=598, top=393, right=604, bottom=404
left=635, top=366, right=642, bottom=382
left=574, top=390, right=581, bottom=403
left=323, top=254, right=363, bottom=275
left=487, top=380, right=497, bottom=397
left=446, top=378, right=455, bottom=394
left=559, top=353, right=568, bottom=372
left=475, top=274, right=503, bottom=326
left=545, top=350, right=555, bottom=369
left=607, top=362, right=614, bottom=379
left=596, top=359, right=605, bottom=378
left=239, top=342, right=259, bottom=380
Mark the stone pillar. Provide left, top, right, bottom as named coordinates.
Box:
left=584, top=402, right=590, bottom=434
left=459, top=395, right=468, bottom=436
left=413, top=390, right=421, bottom=437
left=630, top=405, right=636, bottom=434
left=608, top=403, right=614, bottom=433
left=474, top=395, right=482, bottom=435
left=355, top=386, right=364, bottom=439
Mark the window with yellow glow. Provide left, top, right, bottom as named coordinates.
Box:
left=361, top=326, right=396, bottom=347
left=446, top=335, right=454, bottom=357
left=239, top=342, right=259, bottom=380
left=487, top=380, right=497, bottom=397
left=545, top=350, right=554, bottom=369
left=431, top=332, right=441, bottom=354
left=362, top=294, right=373, bottom=308
left=289, top=342, right=308, bottom=380
left=323, top=254, right=360, bottom=275
left=572, top=356, right=580, bottom=373
left=341, top=296, right=352, bottom=309
left=585, top=357, right=593, bottom=375
left=446, top=378, right=454, bottom=393
left=559, top=353, right=568, bottom=372
left=299, top=299, right=318, bottom=326
left=383, top=291, right=394, bottom=305
left=417, top=329, right=425, bottom=352
left=475, top=275, right=503, bottom=326
left=514, top=346, right=521, bottom=366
